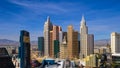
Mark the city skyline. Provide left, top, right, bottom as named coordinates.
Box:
left=0, top=0, right=120, bottom=41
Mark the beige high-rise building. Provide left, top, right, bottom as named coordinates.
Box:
left=87, top=34, right=94, bottom=55
left=49, top=25, right=62, bottom=57
left=83, top=54, right=98, bottom=68
left=49, top=31, right=53, bottom=57
left=111, top=32, right=120, bottom=54
left=52, top=25, right=60, bottom=40
left=73, top=31, right=79, bottom=58
left=60, top=36, right=68, bottom=59
left=67, top=25, right=79, bottom=59
left=44, top=16, right=53, bottom=56
left=59, top=26, right=63, bottom=45
left=80, top=15, right=94, bottom=58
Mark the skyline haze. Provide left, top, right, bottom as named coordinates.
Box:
left=0, top=0, right=120, bottom=41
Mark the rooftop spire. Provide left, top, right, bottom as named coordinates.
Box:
left=47, top=16, right=50, bottom=22
left=81, top=15, right=86, bottom=25
left=82, top=15, right=85, bottom=22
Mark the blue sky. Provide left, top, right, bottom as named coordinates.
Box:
left=0, top=0, right=120, bottom=41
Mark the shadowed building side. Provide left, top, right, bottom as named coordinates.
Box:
left=67, top=25, right=79, bottom=59
left=0, top=48, right=15, bottom=68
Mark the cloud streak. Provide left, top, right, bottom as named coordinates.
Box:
left=0, top=0, right=120, bottom=41
left=8, top=0, right=74, bottom=14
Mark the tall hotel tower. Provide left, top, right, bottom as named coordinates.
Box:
left=49, top=26, right=61, bottom=57
left=60, top=36, right=68, bottom=59
left=111, top=32, right=120, bottom=54
left=44, top=16, right=53, bottom=56
left=67, top=25, right=79, bottom=59
left=19, top=30, right=31, bottom=68
left=80, top=16, right=94, bottom=58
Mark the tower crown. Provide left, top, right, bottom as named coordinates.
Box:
left=45, top=16, right=53, bottom=26
left=62, top=36, right=67, bottom=44
left=47, top=16, right=50, bottom=23
left=81, top=15, right=86, bottom=26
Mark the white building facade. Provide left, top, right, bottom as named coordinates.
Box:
left=111, top=32, right=120, bottom=54
left=44, top=16, right=53, bottom=56
left=80, top=16, right=94, bottom=58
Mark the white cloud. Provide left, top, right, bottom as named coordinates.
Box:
left=8, top=0, right=88, bottom=15
left=8, top=0, right=72, bottom=14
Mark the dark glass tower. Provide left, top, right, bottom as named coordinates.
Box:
left=54, top=40, right=59, bottom=58
left=38, top=37, right=44, bottom=56
left=19, top=30, right=31, bottom=68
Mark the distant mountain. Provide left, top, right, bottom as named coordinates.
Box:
left=0, top=39, right=37, bottom=46
left=0, top=39, right=18, bottom=46
left=0, top=39, right=110, bottom=46
left=31, top=41, right=38, bottom=46
left=94, top=39, right=110, bottom=46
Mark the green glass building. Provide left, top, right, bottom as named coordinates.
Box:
left=38, top=37, right=44, bottom=56
left=54, top=40, right=59, bottom=58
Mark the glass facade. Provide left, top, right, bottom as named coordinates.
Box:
left=19, top=30, right=31, bottom=68
left=54, top=40, right=59, bottom=58
left=38, top=37, right=44, bottom=56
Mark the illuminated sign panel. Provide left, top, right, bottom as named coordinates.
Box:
left=23, top=36, right=30, bottom=43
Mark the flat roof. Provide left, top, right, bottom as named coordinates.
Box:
left=112, top=53, right=120, bottom=56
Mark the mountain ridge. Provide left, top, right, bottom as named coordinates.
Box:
left=94, top=39, right=110, bottom=46
left=0, top=39, right=110, bottom=46
left=0, top=39, right=37, bottom=46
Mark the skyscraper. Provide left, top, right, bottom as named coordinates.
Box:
left=67, top=25, right=79, bottom=59
left=80, top=16, right=94, bottom=58
left=38, top=37, right=44, bottom=56
left=87, top=34, right=94, bottom=55
left=72, top=31, right=79, bottom=58
left=49, top=31, right=53, bottom=57
left=49, top=25, right=61, bottom=57
left=19, top=30, right=31, bottom=68
left=54, top=40, right=59, bottom=58
left=60, top=36, right=68, bottom=59
left=44, top=16, right=53, bottom=56
left=78, top=33, right=80, bottom=54
left=63, top=32, right=67, bottom=41
left=80, top=16, right=88, bottom=58
left=52, top=25, right=60, bottom=40
left=59, top=26, right=63, bottom=45
left=111, top=32, right=120, bottom=54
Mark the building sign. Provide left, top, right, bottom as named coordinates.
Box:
left=23, top=36, right=30, bottom=43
